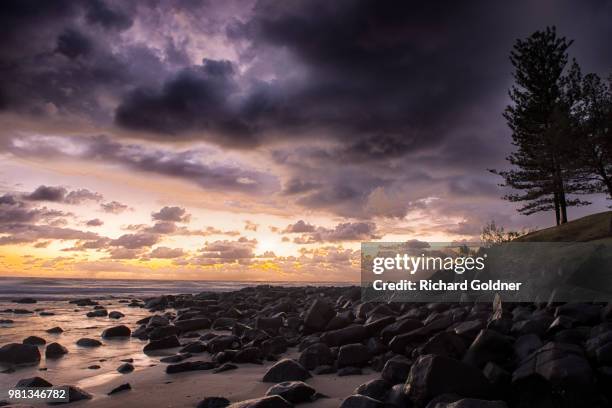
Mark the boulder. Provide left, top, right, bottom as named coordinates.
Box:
left=381, top=319, right=423, bottom=344
left=46, top=327, right=64, bottom=334
left=102, top=325, right=131, bottom=338
left=207, top=335, right=240, bottom=354
left=430, top=398, right=508, bottom=408
left=339, top=395, right=384, bottom=408
left=337, top=343, right=371, bottom=368
left=355, top=379, right=391, bottom=400
left=180, top=341, right=206, bottom=353
left=262, top=358, right=311, bottom=383
left=45, top=343, right=68, bottom=359
left=404, top=354, right=490, bottom=406
left=149, top=325, right=180, bottom=340
left=298, top=343, right=334, bottom=370
left=175, top=317, right=212, bottom=332
left=266, top=381, right=316, bottom=403
left=197, top=397, right=231, bottom=408
left=76, top=338, right=102, bottom=347
left=117, top=363, right=134, bottom=373
left=227, top=395, right=292, bottom=408
left=108, top=383, right=131, bottom=395
left=143, top=335, right=180, bottom=352
left=338, top=366, right=363, bottom=376
left=257, top=316, right=283, bottom=333
left=53, top=385, right=92, bottom=403
left=463, top=330, right=513, bottom=368
left=381, top=356, right=412, bottom=384
left=166, top=361, right=216, bottom=374
left=86, top=309, right=108, bottom=317
left=15, top=376, right=53, bottom=387
left=108, top=311, right=125, bottom=319
left=304, top=299, right=335, bottom=332
left=233, top=347, right=262, bottom=364
left=420, top=332, right=467, bottom=360
left=321, top=325, right=367, bottom=347
left=0, top=343, right=41, bottom=365
left=23, top=336, right=46, bottom=345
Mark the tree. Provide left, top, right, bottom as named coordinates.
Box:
left=480, top=220, right=530, bottom=247
left=569, top=71, right=612, bottom=199
left=491, top=27, right=589, bottom=225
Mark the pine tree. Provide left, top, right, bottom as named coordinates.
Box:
left=491, top=27, right=589, bottom=225
left=569, top=71, right=612, bottom=200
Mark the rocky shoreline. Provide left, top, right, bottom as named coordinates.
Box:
left=1, top=286, right=612, bottom=407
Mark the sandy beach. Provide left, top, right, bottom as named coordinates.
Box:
left=2, top=284, right=612, bottom=408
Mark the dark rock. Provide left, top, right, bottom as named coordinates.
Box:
left=385, top=384, right=410, bottom=407
left=304, top=299, right=335, bottom=332
left=266, top=381, right=316, bottom=403
left=0, top=343, right=41, bottom=365
left=555, top=303, right=601, bottom=325
left=143, top=335, right=180, bottom=352
left=321, top=325, right=367, bottom=347
left=463, top=330, right=513, bottom=369
left=88, top=365, right=101, bottom=369
left=46, top=327, right=63, bottom=334
left=197, top=397, right=231, bottom=408
left=227, top=395, right=292, bottom=408
left=0, top=319, right=14, bottom=324
left=117, top=363, right=134, bottom=373
left=338, top=366, right=363, bottom=376
left=262, top=358, right=311, bottom=382
left=108, top=383, right=131, bottom=395
left=364, top=316, right=396, bottom=336
left=70, top=298, right=98, bottom=306
left=180, top=341, right=206, bottom=353
left=381, top=319, right=423, bottom=343
left=257, top=316, right=283, bottom=333
left=212, top=317, right=236, bottom=330
left=339, top=395, right=384, bottom=408
left=175, top=317, right=212, bottom=332
left=381, top=356, right=412, bottom=384
left=298, top=343, right=334, bottom=370
left=366, top=337, right=387, bottom=356
left=261, top=336, right=288, bottom=356
left=166, top=360, right=216, bottom=374
left=483, top=362, right=511, bottom=398
left=355, top=379, right=390, bottom=400
left=512, top=342, right=595, bottom=407
left=45, top=343, right=68, bottom=359
left=337, top=343, right=371, bottom=368
left=15, top=376, right=52, bottom=387
left=39, top=311, right=54, bottom=316
left=86, top=309, right=108, bottom=317
left=149, top=325, right=180, bottom=340
left=102, top=325, right=131, bottom=338
left=49, top=385, right=92, bottom=404
left=76, top=338, right=102, bottom=347
left=511, top=317, right=554, bottom=337
left=207, top=335, right=240, bottom=353
left=404, top=354, right=490, bottom=405
left=233, top=347, right=262, bottom=364
left=160, top=353, right=191, bottom=363
left=513, top=334, right=542, bottom=362
left=23, top=336, right=46, bottom=345
left=313, top=365, right=336, bottom=375
left=213, top=363, right=238, bottom=373
left=420, top=332, right=467, bottom=360
left=108, top=311, right=125, bottom=319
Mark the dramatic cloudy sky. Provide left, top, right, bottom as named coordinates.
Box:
left=1, top=0, right=611, bottom=281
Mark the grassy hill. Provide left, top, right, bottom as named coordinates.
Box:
left=516, top=211, right=612, bottom=242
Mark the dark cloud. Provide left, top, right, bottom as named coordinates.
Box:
left=288, top=221, right=380, bottom=244
left=85, top=218, right=104, bottom=227
left=85, top=0, right=133, bottom=31
left=111, top=232, right=159, bottom=249
left=100, top=201, right=130, bottom=214
left=9, top=134, right=280, bottom=195
left=151, top=206, right=191, bottom=223
left=197, top=237, right=257, bottom=264
left=56, top=28, right=93, bottom=59
left=283, top=220, right=316, bottom=233
left=23, top=185, right=103, bottom=205
left=149, top=246, right=185, bottom=259
left=24, top=186, right=67, bottom=202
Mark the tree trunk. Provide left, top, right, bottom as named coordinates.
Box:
left=554, top=192, right=560, bottom=226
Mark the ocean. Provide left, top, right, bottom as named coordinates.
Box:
left=0, top=276, right=352, bottom=300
